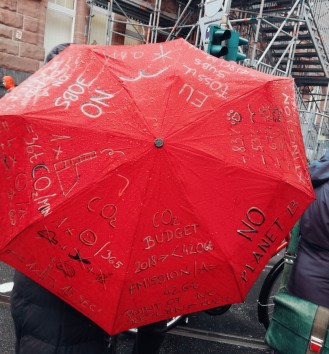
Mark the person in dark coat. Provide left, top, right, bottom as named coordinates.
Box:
left=45, top=42, right=71, bottom=62
left=10, top=42, right=168, bottom=354
left=288, top=150, right=329, bottom=308
left=132, top=320, right=167, bottom=354
left=11, top=272, right=110, bottom=354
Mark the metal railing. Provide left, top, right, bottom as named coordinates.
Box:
left=243, top=59, right=286, bottom=77
left=308, top=0, right=329, bottom=56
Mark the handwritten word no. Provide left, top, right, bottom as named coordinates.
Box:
left=54, top=74, right=115, bottom=118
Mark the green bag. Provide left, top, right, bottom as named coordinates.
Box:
left=265, top=293, right=329, bottom=353
left=265, top=222, right=329, bottom=354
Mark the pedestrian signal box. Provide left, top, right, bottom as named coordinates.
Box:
left=226, top=30, right=249, bottom=62
left=206, top=25, right=248, bottom=62
left=206, top=24, right=231, bottom=58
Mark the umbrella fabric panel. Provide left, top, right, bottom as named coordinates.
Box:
left=0, top=39, right=315, bottom=334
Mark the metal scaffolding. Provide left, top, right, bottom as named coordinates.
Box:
left=86, top=0, right=329, bottom=161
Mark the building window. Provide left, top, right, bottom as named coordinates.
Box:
left=88, top=6, right=110, bottom=45
left=87, top=5, right=147, bottom=46
left=44, top=1, right=76, bottom=59
left=48, top=0, right=75, bottom=10
left=124, top=20, right=146, bottom=45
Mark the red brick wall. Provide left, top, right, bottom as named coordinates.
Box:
left=0, top=0, right=47, bottom=75
left=74, top=1, right=89, bottom=44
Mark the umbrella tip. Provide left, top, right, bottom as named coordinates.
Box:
left=154, top=138, right=164, bottom=148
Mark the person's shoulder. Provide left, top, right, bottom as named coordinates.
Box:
left=45, top=43, right=71, bottom=63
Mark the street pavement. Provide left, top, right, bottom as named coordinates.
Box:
left=0, top=260, right=274, bottom=353
left=0, top=262, right=15, bottom=354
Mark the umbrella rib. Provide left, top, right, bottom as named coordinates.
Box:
left=18, top=114, right=152, bottom=142
left=161, top=147, right=247, bottom=302
left=170, top=142, right=293, bottom=182
left=91, top=48, right=155, bottom=137
left=111, top=151, right=157, bottom=332
left=159, top=73, right=176, bottom=133
left=163, top=42, right=210, bottom=138
left=165, top=109, right=215, bottom=141
left=159, top=40, right=189, bottom=134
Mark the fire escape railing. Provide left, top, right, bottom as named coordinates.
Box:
left=303, top=0, right=329, bottom=78
left=309, top=0, right=329, bottom=56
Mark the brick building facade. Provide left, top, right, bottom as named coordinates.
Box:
left=0, top=0, right=47, bottom=95
left=0, top=0, right=182, bottom=97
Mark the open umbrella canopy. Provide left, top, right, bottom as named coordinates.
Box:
left=0, top=39, right=314, bottom=334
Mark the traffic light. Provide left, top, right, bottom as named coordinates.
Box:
left=206, top=24, right=231, bottom=58
left=225, top=30, right=249, bottom=62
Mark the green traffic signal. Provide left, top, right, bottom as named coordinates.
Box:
left=226, top=30, right=249, bottom=62
left=206, top=25, right=231, bottom=58
left=206, top=25, right=248, bottom=62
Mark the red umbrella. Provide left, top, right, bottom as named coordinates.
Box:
left=0, top=39, right=314, bottom=334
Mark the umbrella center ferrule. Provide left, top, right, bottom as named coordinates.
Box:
left=154, top=138, right=164, bottom=148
